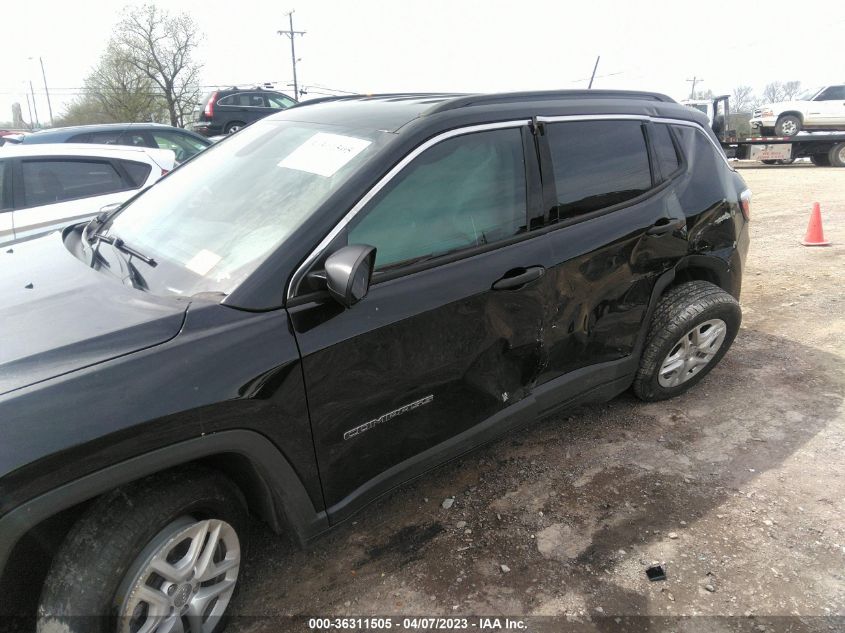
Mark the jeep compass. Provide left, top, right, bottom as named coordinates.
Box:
left=0, top=90, right=750, bottom=632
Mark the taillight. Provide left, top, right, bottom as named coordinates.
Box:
left=740, top=189, right=752, bottom=221
left=203, top=91, right=217, bottom=119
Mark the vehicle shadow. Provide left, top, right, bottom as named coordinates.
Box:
left=229, top=327, right=843, bottom=632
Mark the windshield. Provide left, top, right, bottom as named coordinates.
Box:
left=103, top=119, right=389, bottom=297
left=796, top=87, right=822, bottom=101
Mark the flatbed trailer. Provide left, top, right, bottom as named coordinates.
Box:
left=706, top=96, right=845, bottom=167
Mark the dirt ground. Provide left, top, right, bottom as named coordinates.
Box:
left=231, top=163, right=844, bottom=632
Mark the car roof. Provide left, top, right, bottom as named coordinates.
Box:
left=275, top=90, right=705, bottom=133
left=23, top=123, right=204, bottom=142
left=0, top=143, right=166, bottom=160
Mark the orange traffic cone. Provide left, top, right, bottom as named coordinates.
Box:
left=801, top=203, right=830, bottom=246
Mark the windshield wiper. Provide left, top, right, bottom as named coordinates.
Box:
left=91, top=233, right=157, bottom=267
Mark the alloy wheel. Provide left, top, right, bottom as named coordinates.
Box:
left=657, top=319, right=728, bottom=388
left=116, top=518, right=241, bottom=633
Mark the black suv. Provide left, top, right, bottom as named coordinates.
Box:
left=1, top=90, right=750, bottom=631
left=191, top=87, right=297, bottom=136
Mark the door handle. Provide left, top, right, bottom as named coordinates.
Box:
left=492, top=266, right=545, bottom=291
left=646, top=217, right=680, bottom=236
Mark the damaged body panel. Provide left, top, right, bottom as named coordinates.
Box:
left=289, top=234, right=557, bottom=512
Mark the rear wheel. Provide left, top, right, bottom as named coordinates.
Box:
left=775, top=114, right=801, bottom=137
left=633, top=281, right=741, bottom=402
left=828, top=142, right=845, bottom=168
left=37, top=468, right=247, bottom=633
left=224, top=121, right=245, bottom=134
left=761, top=159, right=777, bottom=165
left=811, top=154, right=831, bottom=166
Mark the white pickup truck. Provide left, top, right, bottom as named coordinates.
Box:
left=750, top=85, right=845, bottom=136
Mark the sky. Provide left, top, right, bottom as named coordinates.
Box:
left=2, top=0, right=844, bottom=126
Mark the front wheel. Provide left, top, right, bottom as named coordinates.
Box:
left=775, top=115, right=801, bottom=137
left=632, top=281, right=741, bottom=402
left=37, top=468, right=247, bottom=633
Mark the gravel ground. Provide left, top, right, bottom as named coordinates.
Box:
left=228, top=163, right=845, bottom=632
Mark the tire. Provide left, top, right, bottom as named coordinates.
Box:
left=774, top=114, right=801, bottom=137
left=828, top=142, right=845, bottom=168
left=761, top=159, right=777, bottom=165
left=632, top=281, right=741, bottom=402
left=37, top=467, right=248, bottom=633
left=775, top=158, right=794, bottom=165
left=811, top=154, right=831, bottom=167
left=224, top=122, right=244, bottom=134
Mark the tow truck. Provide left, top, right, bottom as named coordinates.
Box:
left=691, top=95, right=845, bottom=167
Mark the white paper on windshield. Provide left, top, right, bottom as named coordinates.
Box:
left=278, top=132, right=372, bottom=177
left=185, top=249, right=222, bottom=276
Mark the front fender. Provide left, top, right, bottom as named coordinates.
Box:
left=0, top=429, right=329, bottom=580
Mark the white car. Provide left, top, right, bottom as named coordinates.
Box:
left=750, top=85, right=845, bottom=136
left=0, top=144, right=174, bottom=246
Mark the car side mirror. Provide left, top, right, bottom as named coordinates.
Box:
left=324, top=244, right=376, bottom=308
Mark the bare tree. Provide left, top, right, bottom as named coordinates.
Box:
left=762, top=81, right=784, bottom=103
left=782, top=80, right=802, bottom=100
left=762, top=80, right=801, bottom=104
left=115, top=4, right=203, bottom=127
left=84, top=42, right=166, bottom=123
left=731, top=85, right=756, bottom=113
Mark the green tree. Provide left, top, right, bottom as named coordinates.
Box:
left=84, top=41, right=166, bottom=123
left=115, top=3, right=203, bottom=127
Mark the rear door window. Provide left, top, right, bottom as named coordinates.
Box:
left=21, top=159, right=125, bottom=207
left=545, top=120, right=653, bottom=222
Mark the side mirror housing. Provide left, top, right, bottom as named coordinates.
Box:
left=324, top=244, right=376, bottom=308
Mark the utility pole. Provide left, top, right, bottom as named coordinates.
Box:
left=278, top=11, right=305, bottom=99
left=25, top=93, right=34, bottom=130
left=588, top=56, right=600, bottom=89
left=29, top=80, right=40, bottom=128
left=39, top=57, right=54, bottom=126
left=686, top=76, right=702, bottom=99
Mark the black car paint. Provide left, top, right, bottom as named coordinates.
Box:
left=0, top=92, right=749, bottom=586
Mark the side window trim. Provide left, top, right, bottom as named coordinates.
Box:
left=287, top=120, right=532, bottom=300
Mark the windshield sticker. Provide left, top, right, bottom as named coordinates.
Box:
left=278, top=132, right=372, bottom=177
left=185, top=249, right=222, bottom=276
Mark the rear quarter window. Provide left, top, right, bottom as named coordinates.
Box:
left=545, top=120, right=652, bottom=222
left=651, top=124, right=681, bottom=179
left=120, top=160, right=152, bottom=188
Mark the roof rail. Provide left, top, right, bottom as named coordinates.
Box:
left=426, top=89, right=675, bottom=114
